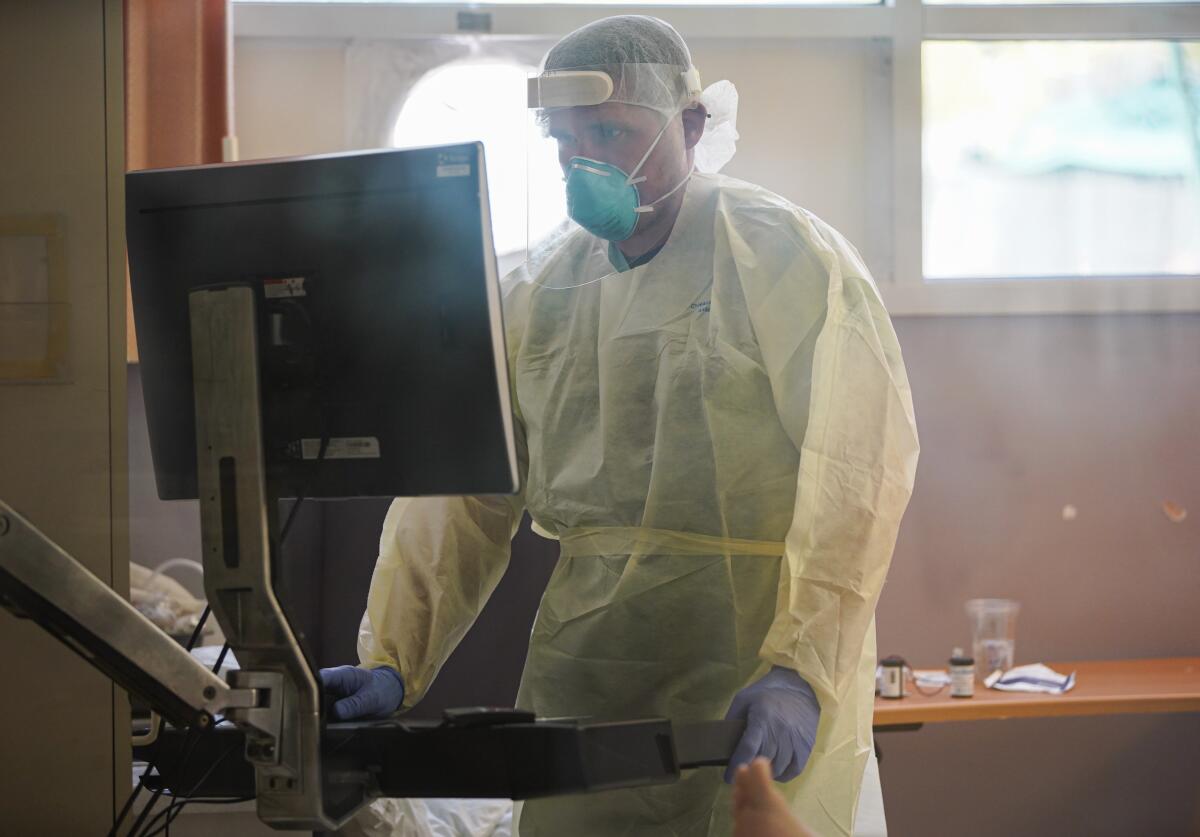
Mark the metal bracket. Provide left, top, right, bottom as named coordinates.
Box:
left=189, top=286, right=365, bottom=828
left=226, top=670, right=284, bottom=764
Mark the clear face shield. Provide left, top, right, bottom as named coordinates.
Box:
left=524, top=64, right=705, bottom=272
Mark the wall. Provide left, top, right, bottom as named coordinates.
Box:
left=693, top=38, right=884, bottom=269
left=0, top=0, right=128, bottom=830
left=235, top=38, right=348, bottom=161
left=882, top=314, right=1200, bottom=836
left=124, top=32, right=1200, bottom=836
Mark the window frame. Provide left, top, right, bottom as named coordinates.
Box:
left=235, top=0, right=1200, bottom=315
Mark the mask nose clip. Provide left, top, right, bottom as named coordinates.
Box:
left=571, top=159, right=613, bottom=178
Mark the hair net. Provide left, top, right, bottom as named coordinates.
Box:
left=545, top=15, right=692, bottom=71
left=531, top=15, right=740, bottom=172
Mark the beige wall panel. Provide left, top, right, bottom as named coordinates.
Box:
left=0, top=0, right=126, bottom=831
left=235, top=38, right=348, bottom=161
left=107, top=0, right=132, bottom=817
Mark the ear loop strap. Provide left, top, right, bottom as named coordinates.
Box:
left=624, top=113, right=678, bottom=187
left=633, top=166, right=694, bottom=214
left=626, top=107, right=695, bottom=213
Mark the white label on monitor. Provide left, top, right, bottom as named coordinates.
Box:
left=436, top=164, right=471, bottom=178
left=299, top=437, right=381, bottom=460
left=263, top=276, right=307, bottom=298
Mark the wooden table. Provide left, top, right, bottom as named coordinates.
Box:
left=873, top=657, right=1200, bottom=729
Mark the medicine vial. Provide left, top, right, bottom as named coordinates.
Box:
left=880, top=655, right=906, bottom=699
left=949, top=647, right=975, bottom=698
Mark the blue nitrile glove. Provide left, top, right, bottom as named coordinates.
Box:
left=723, top=666, right=821, bottom=784
left=319, top=665, right=405, bottom=721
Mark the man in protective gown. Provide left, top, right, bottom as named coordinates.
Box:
left=327, top=14, right=920, bottom=837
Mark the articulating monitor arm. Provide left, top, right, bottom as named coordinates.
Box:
left=0, top=500, right=259, bottom=731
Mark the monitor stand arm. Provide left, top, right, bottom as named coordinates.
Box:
left=0, top=502, right=260, bottom=727
left=190, top=285, right=365, bottom=829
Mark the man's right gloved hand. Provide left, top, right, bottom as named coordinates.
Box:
left=319, top=665, right=405, bottom=721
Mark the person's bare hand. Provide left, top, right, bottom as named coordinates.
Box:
left=733, top=757, right=817, bottom=837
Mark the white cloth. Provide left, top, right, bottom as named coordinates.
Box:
left=985, top=663, right=1076, bottom=694
left=694, top=80, right=739, bottom=173
left=338, top=798, right=512, bottom=837
left=189, top=644, right=238, bottom=677
left=129, top=560, right=218, bottom=642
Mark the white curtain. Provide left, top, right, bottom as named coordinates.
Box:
left=344, top=37, right=554, bottom=151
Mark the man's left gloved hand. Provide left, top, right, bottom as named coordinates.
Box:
left=723, top=666, right=821, bottom=784
left=319, top=665, right=405, bottom=721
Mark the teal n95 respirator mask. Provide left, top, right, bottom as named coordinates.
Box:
left=563, top=117, right=692, bottom=242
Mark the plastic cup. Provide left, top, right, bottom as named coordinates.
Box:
left=965, top=598, right=1020, bottom=679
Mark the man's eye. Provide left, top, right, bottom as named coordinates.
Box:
left=600, top=126, right=626, bottom=140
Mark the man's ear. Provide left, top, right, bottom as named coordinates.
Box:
left=682, top=103, right=708, bottom=151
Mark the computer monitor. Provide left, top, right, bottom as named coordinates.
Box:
left=126, top=145, right=518, bottom=502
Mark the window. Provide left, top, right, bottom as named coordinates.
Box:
left=392, top=61, right=567, bottom=260
left=923, top=41, right=1200, bottom=280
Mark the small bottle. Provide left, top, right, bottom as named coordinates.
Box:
left=880, top=655, right=906, bottom=699
left=949, top=647, right=975, bottom=698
